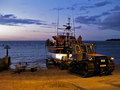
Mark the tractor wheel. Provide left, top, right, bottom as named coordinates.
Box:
left=81, top=63, right=89, bottom=77
left=106, top=60, right=115, bottom=75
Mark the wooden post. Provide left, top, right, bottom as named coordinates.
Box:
left=4, top=45, right=11, bottom=56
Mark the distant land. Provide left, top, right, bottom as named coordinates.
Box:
left=106, top=39, right=120, bottom=41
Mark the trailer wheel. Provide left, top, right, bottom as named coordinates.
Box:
left=59, top=63, right=65, bottom=70
left=69, top=61, right=77, bottom=73
left=46, top=59, right=55, bottom=68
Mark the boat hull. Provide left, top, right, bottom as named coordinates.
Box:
left=47, top=46, right=72, bottom=60
left=49, top=53, right=72, bottom=60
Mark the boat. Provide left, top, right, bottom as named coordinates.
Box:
left=46, top=18, right=80, bottom=61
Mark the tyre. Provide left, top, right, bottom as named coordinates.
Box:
left=106, top=60, right=115, bottom=75
left=69, top=61, right=77, bottom=73
left=46, top=59, right=55, bottom=69
left=59, top=63, right=65, bottom=70
left=81, top=63, right=88, bottom=77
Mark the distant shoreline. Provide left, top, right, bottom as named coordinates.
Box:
left=106, top=39, right=120, bottom=41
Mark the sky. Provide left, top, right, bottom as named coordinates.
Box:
left=0, top=0, right=120, bottom=41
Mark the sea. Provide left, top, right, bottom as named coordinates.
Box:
left=0, top=41, right=120, bottom=69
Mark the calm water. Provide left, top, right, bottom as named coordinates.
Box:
left=0, top=41, right=120, bottom=69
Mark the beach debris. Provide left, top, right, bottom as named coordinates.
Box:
left=30, top=66, right=37, bottom=72
left=13, top=62, right=38, bottom=73
left=0, top=45, right=11, bottom=71
left=13, top=62, right=27, bottom=73
left=14, top=65, right=25, bottom=73
left=0, top=56, right=10, bottom=71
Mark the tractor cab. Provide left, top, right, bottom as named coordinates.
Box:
left=72, top=43, right=96, bottom=61
left=75, top=43, right=96, bottom=54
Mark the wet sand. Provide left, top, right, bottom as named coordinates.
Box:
left=0, top=65, right=120, bottom=90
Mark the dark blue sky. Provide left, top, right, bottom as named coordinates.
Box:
left=0, top=0, right=120, bottom=40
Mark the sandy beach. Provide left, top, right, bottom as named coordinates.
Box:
left=0, top=65, right=120, bottom=90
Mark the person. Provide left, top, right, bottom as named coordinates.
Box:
left=77, top=35, right=82, bottom=44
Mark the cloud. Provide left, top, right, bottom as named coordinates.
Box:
left=75, top=15, right=101, bottom=24
left=69, top=1, right=111, bottom=11
left=1, top=14, right=16, bottom=18
left=53, top=7, right=76, bottom=11
left=79, top=6, right=95, bottom=11
left=75, top=11, right=111, bottom=25
left=99, top=12, right=120, bottom=31
left=51, top=22, right=56, bottom=25
left=101, top=12, right=111, bottom=16
left=53, top=8, right=65, bottom=11
left=0, top=13, right=46, bottom=26
left=75, top=26, right=81, bottom=29
left=66, top=7, right=75, bottom=10
left=95, top=1, right=111, bottom=7
left=65, top=2, right=80, bottom=11
left=111, top=5, right=120, bottom=11
left=75, top=12, right=120, bottom=31
left=77, top=0, right=111, bottom=11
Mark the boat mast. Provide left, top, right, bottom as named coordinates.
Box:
left=68, top=17, right=70, bottom=26
left=64, top=18, right=71, bottom=47
left=72, top=9, right=75, bottom=37
left=68, top=18, right=70, bottom=47
left=57, top=9, right=59, bottom=35
left=73, top=15, right=75, bottom=37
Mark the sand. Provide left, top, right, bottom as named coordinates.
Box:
left=0, top=65, right=120, bottom=90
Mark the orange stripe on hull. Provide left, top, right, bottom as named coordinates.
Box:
left=48, top=47, right=64, bottom=50
left=87, top=53, right=105, bottom=56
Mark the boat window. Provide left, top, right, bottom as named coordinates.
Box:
left=87, top=45, right=93, bottom=53
left=92, top=45, right=96, bottom=53
left=73, top=47, right=75, bottom=53
left=76, top=46, right=80, bottom=52
left=81, top=45, right=87, bottom=52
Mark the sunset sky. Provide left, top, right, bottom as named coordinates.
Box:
left=0, top=0, right=120, bottom=41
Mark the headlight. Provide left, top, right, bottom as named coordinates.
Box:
left=89, top=57, right=93, bottom=61
left=110, top=57, right=114, bottom=60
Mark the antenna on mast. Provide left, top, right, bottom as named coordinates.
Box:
left=72, top=9, right=75, bottom=37
left=73, top=16, right=75, bottom=37
left=57, top=8, right=59, bottom=35
left=68, top=17, right=70, bottom=26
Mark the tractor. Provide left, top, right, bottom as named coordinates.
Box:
left=68, top=43, right=115, bottom=77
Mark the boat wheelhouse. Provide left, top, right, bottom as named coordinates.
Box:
left=46, top=18, right=81, bottom=60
